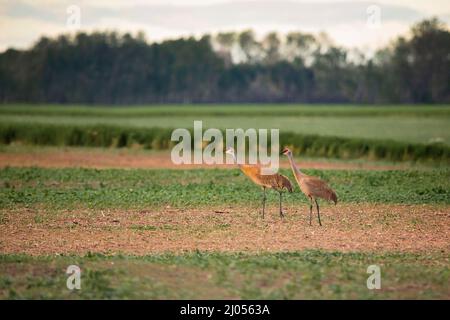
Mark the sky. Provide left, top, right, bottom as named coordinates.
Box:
left=1, top=0, right=449, bottom=52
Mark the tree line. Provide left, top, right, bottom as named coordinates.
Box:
left=0, top=18, right=449, bottom=104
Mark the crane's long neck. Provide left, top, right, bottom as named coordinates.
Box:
left=287, top=153, right=304, bottom=178
left=230, top=153, right=242, bottom=168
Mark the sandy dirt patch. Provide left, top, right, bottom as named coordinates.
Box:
left=1, top=204, right=448, bottom=255
left=0, top=148, right=409, bottom=170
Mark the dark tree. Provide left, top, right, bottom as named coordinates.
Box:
left=0, top=18, right=449, bottom=104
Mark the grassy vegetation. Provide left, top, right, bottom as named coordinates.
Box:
left=1, top=107, right=450, bottom=145
left=2, top=104, right=450, bottom=117
left=1, top=105, right=449, bottom=300
left=1, top=123, right=449, bottom=163
left=0, top=167, right=448, bottom=209
left=1, top=104, right=449, bottom=162
left=1, top=250, right=448, bottom=299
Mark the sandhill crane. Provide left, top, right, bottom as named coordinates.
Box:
left=281, top=147, right=337, bottom=226
left=225, top=147, right=293, bottom=218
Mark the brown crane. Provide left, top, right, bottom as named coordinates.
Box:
left=226, top=147, right=293, bottom=218
left=281, top=147, right=337, bottom=226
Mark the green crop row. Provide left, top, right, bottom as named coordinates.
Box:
left=0, top=123, right=449, bottom=163
left=1, top=167, right=449, bottom=209
left=1, top=251, right=449, bottom=299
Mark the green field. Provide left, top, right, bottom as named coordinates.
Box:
left=1, top=166, right=449, bottom=299
left=1, top=104, right=449, bottom=300
left=1, top=104, right=449, bottom=144
left=1, top=104, right=450, bottom=163
left=2, top=104, right=450, bottom=117
left=3, top=114, right=449, bottom=145
left=2, top=251, right=449, bottom=299
left=1, top=167, right=449, bottom=209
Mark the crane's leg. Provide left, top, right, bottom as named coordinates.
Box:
left=308, top=197, right=313, bottom=225
left=279, top=192, right=284, bottom=218
left=315, top=199, right=322, bottom=226
left=261, top=187, right=266, bottom=219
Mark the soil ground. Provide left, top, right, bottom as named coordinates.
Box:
left=1, top=204, right=449, bottom=255
left=0, top=147, right=412, bottom=170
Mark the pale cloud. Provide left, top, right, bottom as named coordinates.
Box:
left=0, top=16, right=65, bottom=51
left=0, top=0, right=449, bottom=52
left=327, top=20, right=410, bottom=51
